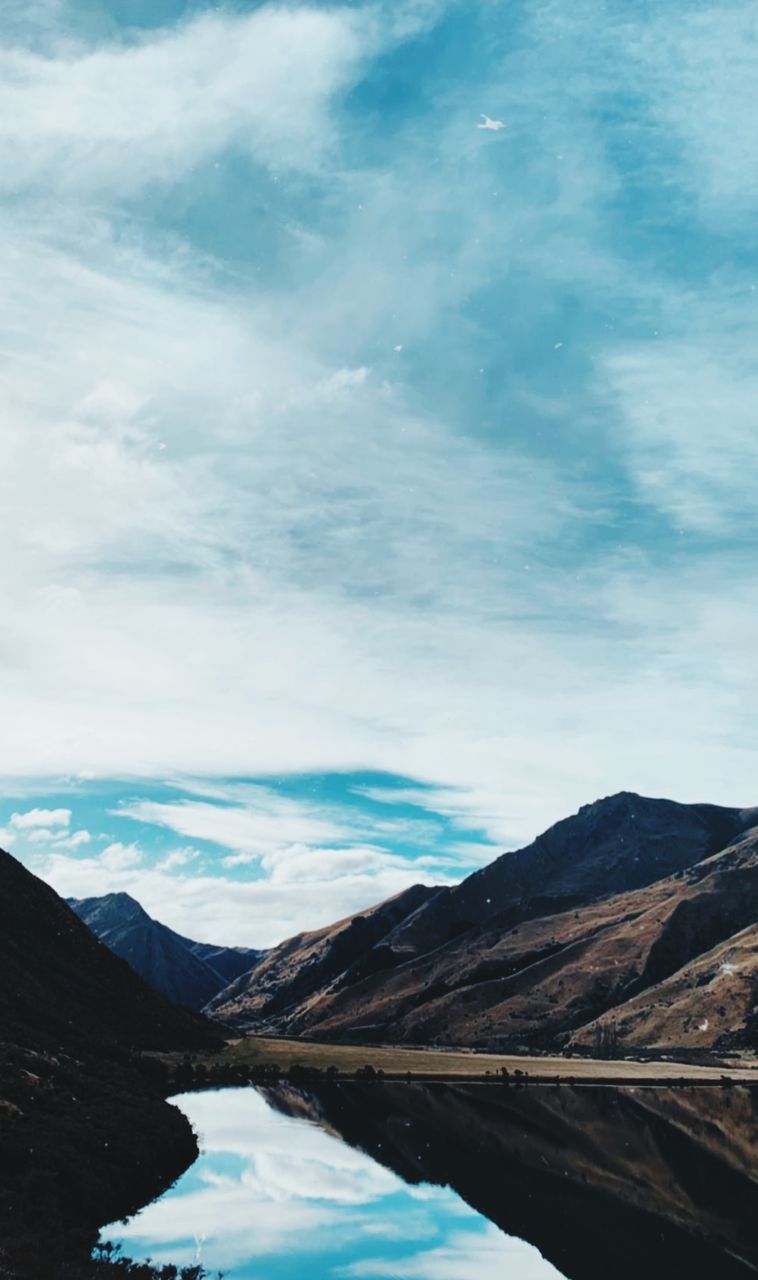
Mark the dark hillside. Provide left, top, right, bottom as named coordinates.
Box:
left=0, top=850, right=218, bottom=1051
left=69, top=891, right=262, bottom=1011
left=0, top=848, right=223, bottom=1278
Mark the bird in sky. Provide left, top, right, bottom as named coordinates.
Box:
left=477, top=114, right=506, bottom=131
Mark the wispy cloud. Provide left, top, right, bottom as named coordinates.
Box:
left=3, top=0, right=758, bottom=913
left=603, top=314, right=758, bottom=533
left=0, top=7, right=372, bottom=194
left=119, top=794, right=351, bottom=856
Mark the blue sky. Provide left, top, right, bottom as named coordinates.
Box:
left=1, top=0, right=756, bottom=945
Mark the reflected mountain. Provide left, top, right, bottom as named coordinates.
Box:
left=266, top=1082, right=758, bottom=1280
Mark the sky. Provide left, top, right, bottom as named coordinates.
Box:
left=1, top=0, right=757, bottom=946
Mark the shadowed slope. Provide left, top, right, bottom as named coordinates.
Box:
left=0, top=848, right=222, bottom=1278
left=69, top=892, right=262, bottom=1011
left=379, top=792, right=750, bottom=963
left=0, top=851, right=219, bottom=1051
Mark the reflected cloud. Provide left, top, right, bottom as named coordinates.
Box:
left=343, top=1223, right=563, bottom=1279
left=111, top=1088, right=537, bottom=1277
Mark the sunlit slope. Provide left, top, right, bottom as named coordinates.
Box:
left=211, top=793, right=758, bottom=1053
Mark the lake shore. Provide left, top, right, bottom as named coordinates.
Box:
left=164, top=1033, right=758, bottom=1086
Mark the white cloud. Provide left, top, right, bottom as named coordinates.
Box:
left=52, top=829, right=92, bottom=850
left=258, top=842, right=433, bottom=886
left=0, top=1, right=609, bottom=853
left=3, top=0, right=758, bottom=897
left=156, top=846, right=200, bottom=872
left=99, top=841, right=143, bottom=870
left=35, top=841, right=454, bottom=947
left=120, top=796, right=351, bottom=856
left=0, top=7, right=372, bottom=195
left=10, top=806, right=71, bottom=829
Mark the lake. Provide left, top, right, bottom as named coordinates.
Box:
left=108, top=1082, right=758, bottom=1280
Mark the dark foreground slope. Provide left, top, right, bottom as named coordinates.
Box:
left=269, top=1081, right=758, bottom=1280
left=0, top=851, right=220, bottom=1052
left=211, top=792, right=758, bottom=1054
left=69, top=892, right=262, bottom=1010
left=0, top=848, right=222, bottom=1279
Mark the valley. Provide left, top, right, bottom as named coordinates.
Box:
left=3, top=787, right=758, bottom=1278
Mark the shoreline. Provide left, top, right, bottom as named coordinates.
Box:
left=163, top=1033, right=758, bottom=1087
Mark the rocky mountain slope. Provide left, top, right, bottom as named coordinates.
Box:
left=211, top=792, right=758, bottom=1055
left=207, top=882, right=435, bottom=1020
left=69, top=892, right=262, bottom=1010
left=0, top=847, right=222, bottom=1278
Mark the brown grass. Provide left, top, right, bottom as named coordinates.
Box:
left=193, top=1035, right=758, bottom=1083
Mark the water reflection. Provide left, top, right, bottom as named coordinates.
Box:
left=111, top=1083, right=758, bottom=1280
left=112, top=1087, right=562, bottom=1278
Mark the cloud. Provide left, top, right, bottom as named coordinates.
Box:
left=99, top=841, right=143, bottom=870
left=343, top=1224, right=564, bottom=1279
left=156, top=846, right=200, bottom=872
left=602, top=317, right=758, bottom=534
left=628, top=5, right=758, bottom=225
left=36, top=840, right=454, bottom=947
left=10, top=807, right=71, bottom=829
left=113, top=1088, right=434, bottom=1272
left=52, top=829, right=92, bottom=850
left=3, top=0, right=758, bottom=894
left=119, top=795, right=351, bottom=856
left=0, top=7, right=372, bottom=195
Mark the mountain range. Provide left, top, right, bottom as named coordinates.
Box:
left=209, top=791, right=758, bottom=1055
left=68, top=892, right=263, bottom=1011
left=2, top=787, right=758, bottom=1274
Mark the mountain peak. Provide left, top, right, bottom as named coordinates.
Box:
left=209, top=789, right=758, bottom=1054
left=70, top=891, right=262, bottom=1010
left=67, top=891, right=150, bottom=929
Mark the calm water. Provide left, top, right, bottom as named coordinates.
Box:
left=108, top=1086, right=563, bottom=1279
left=107, top=1082, right=758, bottom=1280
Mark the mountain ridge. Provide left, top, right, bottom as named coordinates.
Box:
left=68, top=891, right=263, bottom=1010
left=210, top=791, right=758, bottom=1055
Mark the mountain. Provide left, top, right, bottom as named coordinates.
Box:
left=68, top=892, right=263, bottom=1011
left=269, top=1080, right=758, bottom=1280
left=210, top=792, right=758, bottom=1054
left=0, top=853, right=221, bottom=1052
left=207, top=882, right=436, bottom=1020
left=0, top=848, right=223, bottom=1278
left=370, top=791, right=751, bottom=963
